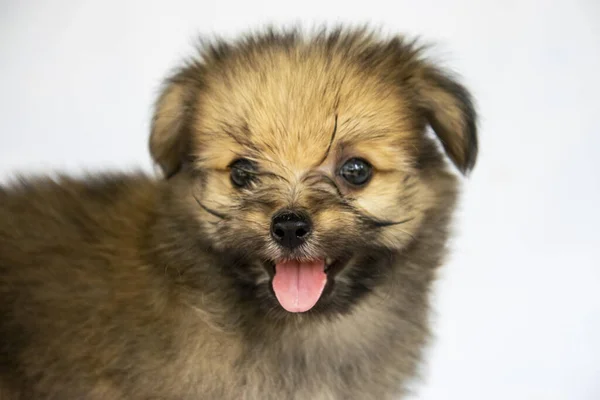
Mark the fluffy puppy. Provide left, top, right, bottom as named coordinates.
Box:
left=0, top=28, right=477, bottom=399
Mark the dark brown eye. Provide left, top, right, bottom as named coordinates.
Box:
left=229, top=159, right=256, bottom=188
left=339, top=158, right=372, bottom=186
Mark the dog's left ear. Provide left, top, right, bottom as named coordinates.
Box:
left=410, top=65, right=478, bottom=174
left=149, top=71, right=201, bottom=178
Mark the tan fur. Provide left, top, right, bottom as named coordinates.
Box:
left=0, top=27, right=477, bottom=399
left=150, top=84, right=190, bottom=177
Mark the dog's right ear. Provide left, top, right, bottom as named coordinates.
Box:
left=149, top=75, right=198, bottom=178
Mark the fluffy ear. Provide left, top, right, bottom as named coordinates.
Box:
left=149, top=75, right=197, bottom=178
left=412, top=65, right=478, bottom=174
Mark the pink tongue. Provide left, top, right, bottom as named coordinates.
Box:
left=272, top=259, right=327, bottom=313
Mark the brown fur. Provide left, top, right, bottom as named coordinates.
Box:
left=0, top=27, right=477, bottom=399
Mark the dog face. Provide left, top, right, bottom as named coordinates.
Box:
left=150, top=29, right=477, bottom=317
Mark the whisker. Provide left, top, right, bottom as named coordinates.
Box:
left=341, top=200, right=416, bottom=231
left=367, top=217, right=414, bottom=228
left=221, top=124, right=262, bottom=154
left=316, top=114, right=338, bottom=167
left=302, top=172, right=344, bottom=199
left=258, top=171, right=289, bottom=183
left=192, top=191, right=228, bottom=220
left=218, top=129, right=291, bottom=184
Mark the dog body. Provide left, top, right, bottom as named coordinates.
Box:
left=0, top=29, right=477, bottom=399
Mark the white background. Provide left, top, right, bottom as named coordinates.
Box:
left=1, top=1, right=599, bottom=399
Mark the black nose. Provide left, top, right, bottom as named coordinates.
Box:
left=270, top=211, right=312, bottom=249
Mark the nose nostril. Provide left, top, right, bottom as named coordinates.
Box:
left=274, top=227, right=285, bottom=239
left=296, top=228, right=308, bottom=238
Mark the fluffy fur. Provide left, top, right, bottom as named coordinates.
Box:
left=0, top=27, right=477, bottom=399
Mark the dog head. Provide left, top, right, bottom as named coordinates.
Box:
left=149, top=29, right=477, bottom=317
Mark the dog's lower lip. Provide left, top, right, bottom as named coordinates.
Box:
left=325, top=257, right=349, bottom=274
left=266, top=260, right=276, bottom=275
left=324, top=258, right=335, bottom=272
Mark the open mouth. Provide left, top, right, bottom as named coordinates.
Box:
left=268, top=257, right=350, bottom=313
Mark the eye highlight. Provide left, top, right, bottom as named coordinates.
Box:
left=339, top=158, right=373, bottom=187
left=229, top=158, right=256, bottom=188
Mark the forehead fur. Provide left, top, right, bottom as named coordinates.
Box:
left=181, top=29, right=425, bottom=171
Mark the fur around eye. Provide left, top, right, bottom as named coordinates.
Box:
left=229, top=158, right=256, bottom=188
left=339, top=158, right=373, bottom=187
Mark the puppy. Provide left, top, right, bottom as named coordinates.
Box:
left=0, top=28, right=477, bottom=399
